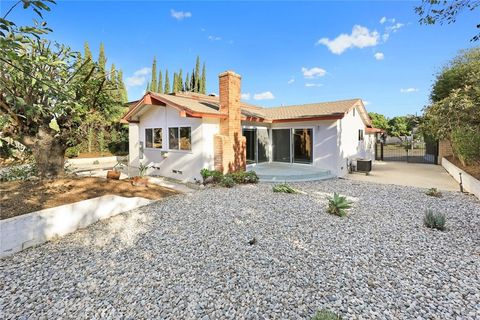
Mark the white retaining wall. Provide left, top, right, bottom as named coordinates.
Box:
left=0, top=195, right=151, bottom=258
left=442, top=157, right=480, bottom=200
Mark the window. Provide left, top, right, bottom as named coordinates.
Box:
left=353, top=108, right=356, bottom=117
left=169, top=127, right=191, bottom=150
left=145, top=128, right=163, bottom=149
left=358, top=129, right=364, bottom=141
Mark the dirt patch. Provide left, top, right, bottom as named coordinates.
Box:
left=0, top=177, right=178, bottom=220
left=446, top=156, right=480, bottom=180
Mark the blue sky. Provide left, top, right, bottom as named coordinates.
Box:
left=3, top=1, right=478, bottom=117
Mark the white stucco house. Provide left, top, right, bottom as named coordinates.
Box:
left=121, top=71, right=380, bottom=182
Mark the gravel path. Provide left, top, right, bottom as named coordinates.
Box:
left=1, top=179, right=479, bottom=319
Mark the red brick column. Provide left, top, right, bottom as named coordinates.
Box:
left=214, top=71, right=246, bottom=173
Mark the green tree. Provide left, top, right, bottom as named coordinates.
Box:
left=164, top=69, right=170, bottom=93
left=388, top=116, right=410, bottom=142
left=150, top=56, right=157, bottom=92
left=368, top=112, right=389, bottom=131
left=194, top=56, right=201, bottom=92
left=185, top=72, right=190, bottom=92
left=173, top=72, right=178, bottom=93
left=190, top=68, right=196, bottom=92
left=0, top=41, right=119, bottom=177
left=157, top=70, right=163, bottom=93
left=178, top=69, right=184, bottom=92
left=98, top=42, right=106, bottom=77
left=200, top=63, right=206, bottom=94
left=415, top=0, right=480, bottom=41
left=117, top=70, right=128, bottom=102
left=423, top=48, right=480, bottom=140
left=83, top=41, right=93, bottom=64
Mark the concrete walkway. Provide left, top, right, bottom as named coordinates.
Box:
left=346, top=161, right=460, bottom=191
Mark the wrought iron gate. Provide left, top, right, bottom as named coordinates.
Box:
left=375, top=135, right=439, bottom=164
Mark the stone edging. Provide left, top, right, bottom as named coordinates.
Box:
left=442, top=157, right=480, bottom=200
left=0, top=195, right=151, bottom=258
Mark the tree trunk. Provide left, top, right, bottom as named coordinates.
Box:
left=29, top=130, right=67, bottom=179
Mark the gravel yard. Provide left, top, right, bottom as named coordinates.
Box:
left=1, top=179, right=479, bottom=319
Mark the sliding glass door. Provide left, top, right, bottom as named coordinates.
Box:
left=243, top=129, right=256, bottom=164
left=243, top=128, right=270, bottom=164
left=293, top=128, right=313, bottom=164
left=272, top=129, right=291, bottom=162
left=257, top=128, right=269, bottom=163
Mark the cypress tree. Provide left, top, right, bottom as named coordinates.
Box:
left=83, top=41, right=93, bottom=64
left=200, top=63, right=206, bottom=94
left=157, top=70, right=163, bottom=93
left=117, top=70, right=128, bottom=102
left=150, top=57, right=157, bottom=92
left=173, top=72, right=178, bottom=93
left=164, top=70, right=170, bottom=93
left=194, top=55, right=201, bottom=92
left=109, top=63, right=116, bottom=83
left=190, top=68, right=195, bottom=92
left=185, top=72, right=190, bottom=92
left=98, top=42, right=107, bottom=77
left=178, top=69, right=183, bottom=92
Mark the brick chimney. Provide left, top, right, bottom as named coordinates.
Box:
left=214, top=71, right=246, bottom=173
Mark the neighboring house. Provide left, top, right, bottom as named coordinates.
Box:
left=121, top=71, right=378, bottom=181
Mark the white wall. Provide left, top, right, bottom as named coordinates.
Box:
left=129, top=123, right=140, bottom=175
left=337, top=106, right=372, bottom=176
left=1, top=195, right=151, bottom=257
left=135, top=105, right=218, bottom=182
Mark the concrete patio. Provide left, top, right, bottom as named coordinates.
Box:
left=247, top=162, right=333, bottom=182
left=346, top=161, right=460, bottom=191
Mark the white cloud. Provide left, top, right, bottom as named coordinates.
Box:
left=125, top=67, right=150, bottom=88
left=287, top=77, right=295, bottom=84
left=400, top=88, right=418, bottom=93
left=363, top=100, right=370, bottom=106
left=170, top=9, right=192, bottom=20
left=386, top=22, right=404, bottom=33
left=382, top=33, right=390, bottom=42
left=380, top=17, right=387, bottom=24
left=241, top=93, right=251, bottom=100
left=253, top=91, right=275, bottom=100
left=301, top=67, right=326, bottom=79
left=208, top=35, right=222, bottom=41
left=374, top=52, right=384, bottom=60
left=316, top=25, right=379, bottom=54
left=305, top=83, right=323, bottom=87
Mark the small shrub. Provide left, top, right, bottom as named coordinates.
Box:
left=0, top=164, right=37, bottom=182
left=327, top=193, right=352, bottom=217
left=200, top=168, right=224, bottom=183
left=423, top=209, right=446, bottom=231
left=65, top=146, right=80, bottom=158
left=312, top=309, right=342, bottom=320
left=425, top=187, right=442, bottom=198
left=200, top=168, right=211, bottom=180
left=221, top=175, right=235, bottom=188
left=229, top=170, right=259, bottom=184
left=273, top=183, right=297, bottom=193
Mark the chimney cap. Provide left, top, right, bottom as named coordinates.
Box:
left=218, top=70, right=241, bottom=79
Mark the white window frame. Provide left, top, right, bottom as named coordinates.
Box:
left=144, top=127, right=164, bottom=150
left=168, top=126, right=192, bottom=152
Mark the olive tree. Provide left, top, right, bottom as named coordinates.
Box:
left=0, top=0, right=119, bottom=177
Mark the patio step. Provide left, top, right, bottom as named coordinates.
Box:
left=247, top=163, right=335, bottom=182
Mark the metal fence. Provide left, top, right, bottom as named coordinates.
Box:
left=375, top=137, right=438, bottom=164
